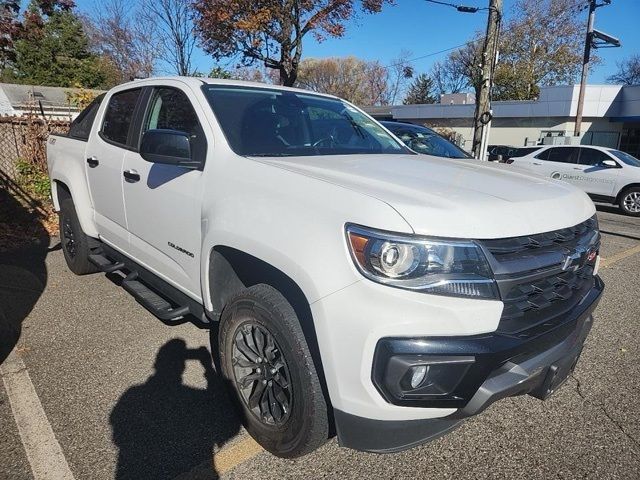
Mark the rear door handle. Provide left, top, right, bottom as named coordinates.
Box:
left=123, top=169, right=140, bottom=182
left=573, top=167, right=583, bottom=170
left=86, top=156, right=99, bottom=167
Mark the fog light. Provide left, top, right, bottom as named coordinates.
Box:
left=410, top=365, right=427, bottom=388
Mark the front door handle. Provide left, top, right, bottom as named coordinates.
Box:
left=532, top=162, right=542, bottom=166
left=573, top=167, right=583, bottom=170
left=123, top=169, right=140, bottom=182
left=86, top=156, right=99, bottom=168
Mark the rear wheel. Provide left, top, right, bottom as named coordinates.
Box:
left=218, top=284, right=328, bottom=458
left=619, top=187, right=640, bottom=217
left=59, top=197, right=98, bottom=275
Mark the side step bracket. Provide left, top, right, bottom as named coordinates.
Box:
left=88, top=250, right=206, bottom=325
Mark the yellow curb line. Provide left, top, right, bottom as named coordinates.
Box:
left=213, top=436, right=264, bottom=476
left=600, top=244, right=640, bottom=269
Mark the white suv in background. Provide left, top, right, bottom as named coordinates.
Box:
left=508, top=145, right=640, bottom=216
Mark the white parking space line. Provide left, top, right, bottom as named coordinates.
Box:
left=0, top=348, right=75, bottom=480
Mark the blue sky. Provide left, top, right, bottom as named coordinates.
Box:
left=74, top=0, right=639, bottom=84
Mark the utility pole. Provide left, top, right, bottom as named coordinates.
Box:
left=472, top=0, right=502, bottom=160
left=574, top=0, right=596, bottom=137
left=574, top=0, right=618, bottom=137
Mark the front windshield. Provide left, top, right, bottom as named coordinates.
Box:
left=609, top=149, right=640, bottom=167
left=202, top=85, right=408, bottom=157
left=382, top=123, right=470, bottom=159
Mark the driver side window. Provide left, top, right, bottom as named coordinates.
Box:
left=143, top=87, right=207, bottom=164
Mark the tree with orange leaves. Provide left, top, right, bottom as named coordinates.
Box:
left=193, top=0, right=393, bottom=86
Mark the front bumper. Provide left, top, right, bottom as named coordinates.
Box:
left=334, top=276, right=603, bottom=453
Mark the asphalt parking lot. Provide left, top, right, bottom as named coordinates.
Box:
left=2, top=205, right=640, bottom=480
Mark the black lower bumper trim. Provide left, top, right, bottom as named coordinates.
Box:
left=372, top=276, right=604, bottom=408
left=334, top=409, right=463, bottom=453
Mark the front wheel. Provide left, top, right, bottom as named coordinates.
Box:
left=619, top=187, right=640, bottom=217
left=218, top=284, right=328, bottom=458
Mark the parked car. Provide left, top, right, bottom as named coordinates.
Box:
left=381, top=121, right=471, bottom=159
left=487, top=144, right=519, bottom=161
left=47, top=77, right=603, bottom=457
left=507, top=144, right=640, bottom=216
left=508, top=146, right=544, bottom=158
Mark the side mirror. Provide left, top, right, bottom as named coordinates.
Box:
left=140, top=129, right=200, bottom=169
left=601, top=159, right=618, bottom=168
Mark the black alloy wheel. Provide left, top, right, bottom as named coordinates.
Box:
left=231, top=322, right=293, bottom=426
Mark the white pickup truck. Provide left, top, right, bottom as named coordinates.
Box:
left=47, top=77, right=604, bottom=457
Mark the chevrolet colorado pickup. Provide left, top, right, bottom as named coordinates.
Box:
left=47, top=77, right=604, bottom=458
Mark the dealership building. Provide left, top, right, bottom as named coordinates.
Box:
left=366, top=84, right=640, bottom=158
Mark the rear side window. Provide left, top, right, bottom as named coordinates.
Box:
left=540, top=147, right=579, bottom=164
left=579, top=148, right=612, bottom=166
left=68, top=94, right=104, bottom=141
left=101, top=89, right=142, bottom=146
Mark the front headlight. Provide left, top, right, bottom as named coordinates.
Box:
left=346, top=224, right=499, bottom=299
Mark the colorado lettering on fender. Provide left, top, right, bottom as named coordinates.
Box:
left=168, top=241, right=194, bottom=258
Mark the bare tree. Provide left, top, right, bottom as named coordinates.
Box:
left=608, top=55, right=640, bottom=86
left=386, top=49, right=414, bottom=105
left=142, top=0, right=197, bottom=76
left=492, top=0, right=587, bottom=100
left=430, top=57, right=472, bottom=96
left=296, top=56, right=388, bottom=106
left=85, top=0, right=157, bottom=82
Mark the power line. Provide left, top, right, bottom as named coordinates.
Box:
left=382, top=38, right=484, bottom=70
left=424, top=0, right=488, bottom=13
left=387, top=0, right=591, bottom=73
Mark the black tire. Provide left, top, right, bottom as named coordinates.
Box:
left=218, top=284, right=328, bottom=458
left=59, top=197, right=98, bottom=275
left=618, top=187, right=640, bottom=217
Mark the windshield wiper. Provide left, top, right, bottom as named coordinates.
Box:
left=343, top=112, right=366, bottom=139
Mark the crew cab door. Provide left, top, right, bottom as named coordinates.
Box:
left=121, top=84, right=207, bottom=299
left=572, top=147, right=621, bottom=197
left=86, top=87, right=144, bottom=249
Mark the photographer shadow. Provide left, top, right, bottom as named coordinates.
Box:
left=0, top=181, right=50, bottom=365
left=110, top=339, right=241, bottom=480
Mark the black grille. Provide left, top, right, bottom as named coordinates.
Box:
left=478, top=217, right=599, bottom=338
left=482, top=216, right=598, bottom=261
left=498, top=265, right=595, bottom=338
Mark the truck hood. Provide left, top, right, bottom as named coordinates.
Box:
left=255, top=154, right=595, bottom=239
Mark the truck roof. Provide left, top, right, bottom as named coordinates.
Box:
left=114, top=76, right=340, bottom=100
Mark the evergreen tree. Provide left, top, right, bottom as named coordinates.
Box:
left=13, top=0, right=113, bottom=88
left=0, top=1, right=20, bottom=76
left=403, top=73, right=437, bottom=105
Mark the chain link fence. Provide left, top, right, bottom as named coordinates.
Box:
left=0, top=116, right=70, bottom=180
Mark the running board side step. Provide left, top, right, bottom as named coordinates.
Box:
left=121, top=272, right=190, bottom=321
left=88, top=249, right=210, bottom=327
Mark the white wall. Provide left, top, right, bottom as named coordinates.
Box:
left=407, top=117, right=623, bottom=150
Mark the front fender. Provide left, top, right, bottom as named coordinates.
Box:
left=199, top=156, right=412, bottom=311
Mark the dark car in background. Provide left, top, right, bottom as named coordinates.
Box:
left=381, top=121, right=471, bottom=159
left=488, top=145, right=543, bottom=162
